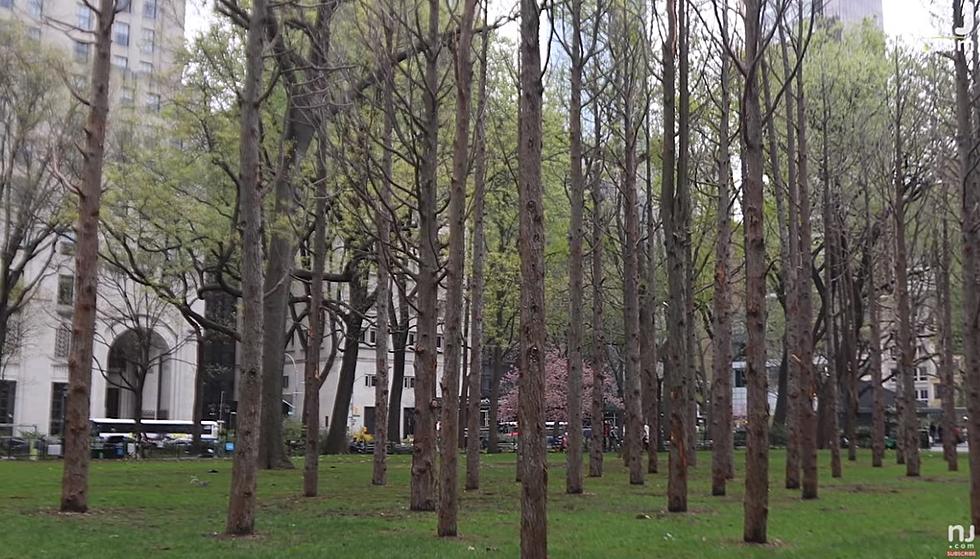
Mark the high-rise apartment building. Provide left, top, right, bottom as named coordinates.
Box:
left=820, top=0, right=883, bottom=30
left=0, top=0, right=193, bottom=439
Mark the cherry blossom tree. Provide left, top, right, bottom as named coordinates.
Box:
left=498, top=349, right=623, bottom=422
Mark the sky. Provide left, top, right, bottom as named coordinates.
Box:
left=182, top=1, right=951, bottom=55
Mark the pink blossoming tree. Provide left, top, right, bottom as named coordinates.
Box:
left=497, top=348, right=624, bottom=422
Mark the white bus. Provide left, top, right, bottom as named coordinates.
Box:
left=90, top=418, right=222, bottom=445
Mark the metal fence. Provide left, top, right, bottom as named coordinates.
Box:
left=0, top=424, right=62, bottom=460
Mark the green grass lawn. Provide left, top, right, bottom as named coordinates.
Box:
left=0, top=450, right=969, bottom=558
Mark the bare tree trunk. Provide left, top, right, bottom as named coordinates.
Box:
left=58, top=0, right=115, bottom=514
left=840, top=234, right=859, bottom=463
left=410, top=0, right=441, bottom=512
left=438, top=0, right=477, bottom=536
left=741, top=0, right=769, bottom=543
left=662, top=0, right=688, bottom=513
left=372, top=21, right=396, bottom=485
left=954, top=1, right=980, bottom=525
left=589, top=138, right=606, bottom=478
left=772, top=32, right=801, bottom=490
left=465, top=9, right=490, bottom=492
left=225, top=0, right=267, bottom=532
left=866, top=187, right=885, bottom=469
left=793, top=2, right=817, bottom=498
left=565, top=0, right=586, bottom=496
left=518, top=0, right=548, bottom=551
left=192, top=330, right=205, bottom=455
left=324, top=272, right=368, bottom=454
left=892, top=51, right=920, bottom=478
left=612, top=0, right=644, bottom=486
left=303, top=155, right=327, bottom=497
left=679, top=0, right=696, bottom=470
left=388, top=277, right=408, bottom=443
left=641, top=118, right=659, bottom=476
left=710, top=10, right=733, bottom=495
left=819, top=71, right=842, bottom=479
left=937, top=217, right=957, bottom=471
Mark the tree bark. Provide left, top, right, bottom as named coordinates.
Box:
left=866, top=187, right=885, bottom=469
left=465, top=8, right=490, bottom=492
left=662, top=0, right=688, bottom=513
left=437, top=0, right=477, bottom=535
left=518, top=0, right=548, bottom=552
left=303, top=155, right=327, bottom=497
left=59, top=0, right=115, bottom=514
left=324, top=268, right=368, bottom=453
left=410, top=0, right=441, bottom=512
left=565, top=0, right=586, bottom=495
left=710, top=11, right=733, bottom=495
left=891, top=51, right=919, bottom=478
left=937, top=217, right=957, bottom=471
left=954, top=0, right=980, bottom=525
left=589, top=134, right=605, bottom=478
left=372, top=19, right=396, bottom=485
left=819, top=71, right=842, bottom=479
left=225, top=0, right=267, bottom=532
left=388, top=276, right=409, bottom=442
left=741, top=0, right=769, bottom=544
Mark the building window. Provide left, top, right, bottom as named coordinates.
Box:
left=73, top=41, right=90, bottom=63
left=27, top=27, right=41, bottom=40
left=145, top=92, right=160, bottom=112
left=436, top=335, right=443, bottom=351
left=27, top=0, right=41, bottom=17
left=282, top=375, right=289, bottom=389
left=50, top=383, right=68, bottom=437
left=120, top=87, right=134, bottom=106
left=917, top=388, right=929, bottom=401
left=59, top=240, right=75, bottom=255
left=55, top=323, right=71, bottom=359
left=143, top=0, right=156, bottom=19
left=407, top=332, right=416, bottom=346
left=0, top=381, right=15, bottom=427
left=77, top=4, right=93, bottom=30
left=404, top=377, right=415, bottom=389
left=112, top=54, right=128, bottom=69
left=364, top=375, right=377, bottom=387
left=141, top=28, right=154, bottom=54
left=113, top=21, right=129, bottom=46
left=116, top=0, right=130, bottom=13
left=57, top=274, right=74, bottom=306
left=915, top=367, right=929, bottom=382
left=369, top=328, right=377, bottom=345
left=140, top=60, right=153, bottom=75
left=733, top=368, right=746, bottom=388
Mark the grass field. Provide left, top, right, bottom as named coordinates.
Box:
left=0, top=450, right=969, bottom=558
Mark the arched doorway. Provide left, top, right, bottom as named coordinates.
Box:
left=104, top=328, right=173, bottom=420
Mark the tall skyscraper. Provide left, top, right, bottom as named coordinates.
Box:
left=0, top=0, right=186, bottom=112
left=820, top=0, right=883, bottom=30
